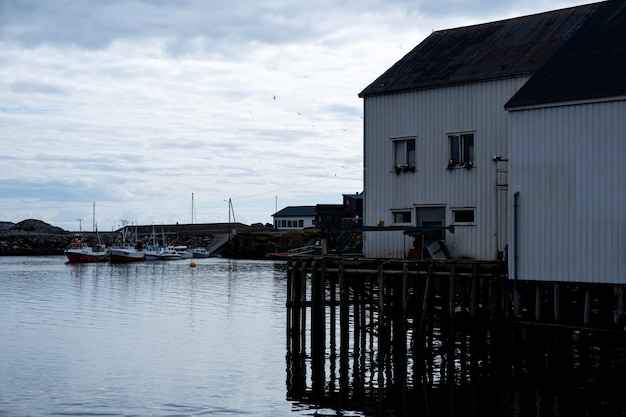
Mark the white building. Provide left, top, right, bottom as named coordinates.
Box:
left=358, top=1, right=623, bottom=267
left=506, top=1, right=626, bottom=284
left=272, top=206, right=316, bottom=230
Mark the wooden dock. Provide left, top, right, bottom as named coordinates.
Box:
left=285, top=256, right=626, bottom=414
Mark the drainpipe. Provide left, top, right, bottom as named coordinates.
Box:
left=513, top=191, right=521, bottom=317
left=513, top=192, right=520, bottom=281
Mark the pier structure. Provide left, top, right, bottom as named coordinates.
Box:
left=285, top=256, right=626, bottom=415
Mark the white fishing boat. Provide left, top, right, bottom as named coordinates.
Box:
left=144, top=226, right=182, bottom=261
left=108, top=224, right=145, bottom=263
left=174, top=245, right=193, bottom=259
left=191, top=247, right=211, bottom=258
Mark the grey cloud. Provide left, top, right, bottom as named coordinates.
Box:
left=0, top=0, right=420, bottom=54
left=0, top=0, right=325, bottom=51
left=9, top=80, right=66, bottom=95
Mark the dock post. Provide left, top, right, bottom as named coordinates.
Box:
left=615, top=285, right=625, bottom=327
left=339, top=260, right=349, bottom=394
left=449, top=262, right=457, bottom=332
left=584, top=286, right=592, bottom=327
left=535, top=282, right=543, bottom=322
left=419, top=263, right=433, bottom=338
left=554, top=282, right=561, bottom=323
left=310, top=259, right=325, bottom=398
left=471, top=263, right=478, bottom=321
left=377, top=263, right=387, bottom=396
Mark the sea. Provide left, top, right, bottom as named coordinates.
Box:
left=0, top=256, right=314, bottom=417
left=2, top=256, right=626, bottom=417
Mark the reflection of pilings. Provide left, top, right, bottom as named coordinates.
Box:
left=285, top=256, right=626, bottom=415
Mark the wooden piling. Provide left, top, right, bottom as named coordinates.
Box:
left=285, top=256, right=626, bottom=414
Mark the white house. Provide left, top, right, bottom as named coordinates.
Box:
left=272, top=206, right=316, bottom=230
left=358, top=2, right=607, bottom=260
left=505, top=1, right=626, bottom=284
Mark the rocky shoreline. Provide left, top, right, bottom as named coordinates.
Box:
left=0, top=233, right=71, bottom=256
left=0, top=219, right=321, bottom=258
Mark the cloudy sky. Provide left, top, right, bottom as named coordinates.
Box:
left=0, top=0, right=591, bottom=231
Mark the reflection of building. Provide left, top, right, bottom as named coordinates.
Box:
left=272, top=206, right=315, bottom=230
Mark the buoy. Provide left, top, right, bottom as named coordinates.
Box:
left=190, top=261, right=197, bottom=268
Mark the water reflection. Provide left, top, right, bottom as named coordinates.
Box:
left=286, top=273, right=626, bottom=417
left=0, top=257, right=296, bottom=417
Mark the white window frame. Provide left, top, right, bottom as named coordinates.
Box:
left=452, top=208, right=476, bottom=225
left=392, top=210, right=412, bottom=225
left=448, top=132, right=474, bottom=168
left=392, top=137, right=416, bottom=171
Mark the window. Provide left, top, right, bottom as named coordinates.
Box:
left=393, top=138, right=416, bottom=171
left=392, top=210, right=412, bottom=224
left=452, top=208, right=475, bottom=225
left=449, top=133, right=474, bottom=167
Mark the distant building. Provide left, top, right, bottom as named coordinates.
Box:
left=315, top=193, right=364, bottom=253
left=315, top=193, right=363, bottom=234
left=272, top=206, right=316, bottom=230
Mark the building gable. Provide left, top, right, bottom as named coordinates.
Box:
left=506, top=0, right=626, bottom=108
left=359, top=3, right=600, bottom=98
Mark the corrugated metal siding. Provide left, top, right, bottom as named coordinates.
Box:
left=363, top=77, right=528, bottom=259
left=509, top=99, right=626, bottom=284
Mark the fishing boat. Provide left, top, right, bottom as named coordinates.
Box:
left=146, top=246, right=182, bottom=261
left=173, top=245, right=193, bottom=259
left=65, top=203, right=108, bottom=263
left=144, top=226, right=182, bottom=261
left=108, top=223, right=145, bottom=263
left=191, top=247, right=211, bottom=258
left=65, top=234, right=108, bottom=263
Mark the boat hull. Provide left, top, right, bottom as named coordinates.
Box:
left=109, top=249, right=145, bottom=263
left=65, top=250, right=109, bottom=263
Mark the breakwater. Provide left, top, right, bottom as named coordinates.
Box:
left=0, top=228, right=320, bottom=258
left=0, top=233, right=70, bottom=256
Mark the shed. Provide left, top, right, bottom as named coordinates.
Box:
left=506, top=0, right=626, bottom=284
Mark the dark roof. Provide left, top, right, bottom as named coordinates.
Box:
left=359, top=3, right=601, bottom=97
left=506, top=0, right=626, bottom=108
left=272, top=206, right=316, bottom=218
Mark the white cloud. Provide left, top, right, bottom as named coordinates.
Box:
left=0, top=0, right=591, bottom=230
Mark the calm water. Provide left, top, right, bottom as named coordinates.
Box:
left=0, top=256, right=332, bottom=417
left=3, top=256, right=626, bottom=417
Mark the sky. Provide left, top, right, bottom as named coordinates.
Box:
left=0, top=0, right=592, bottom=231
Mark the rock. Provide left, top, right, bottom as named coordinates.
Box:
left=12, top=219, right=65, bottom=234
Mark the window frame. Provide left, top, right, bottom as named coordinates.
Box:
left=448, top=132, right=475, bottom=168
left=452, top=208, right=476, bottom=225
left=391, top=210, right=412, bottom=225
left=391, top=137, right=416, bottom=172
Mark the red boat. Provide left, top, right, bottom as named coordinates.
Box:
left=64, top=235, right=109, bottom=263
